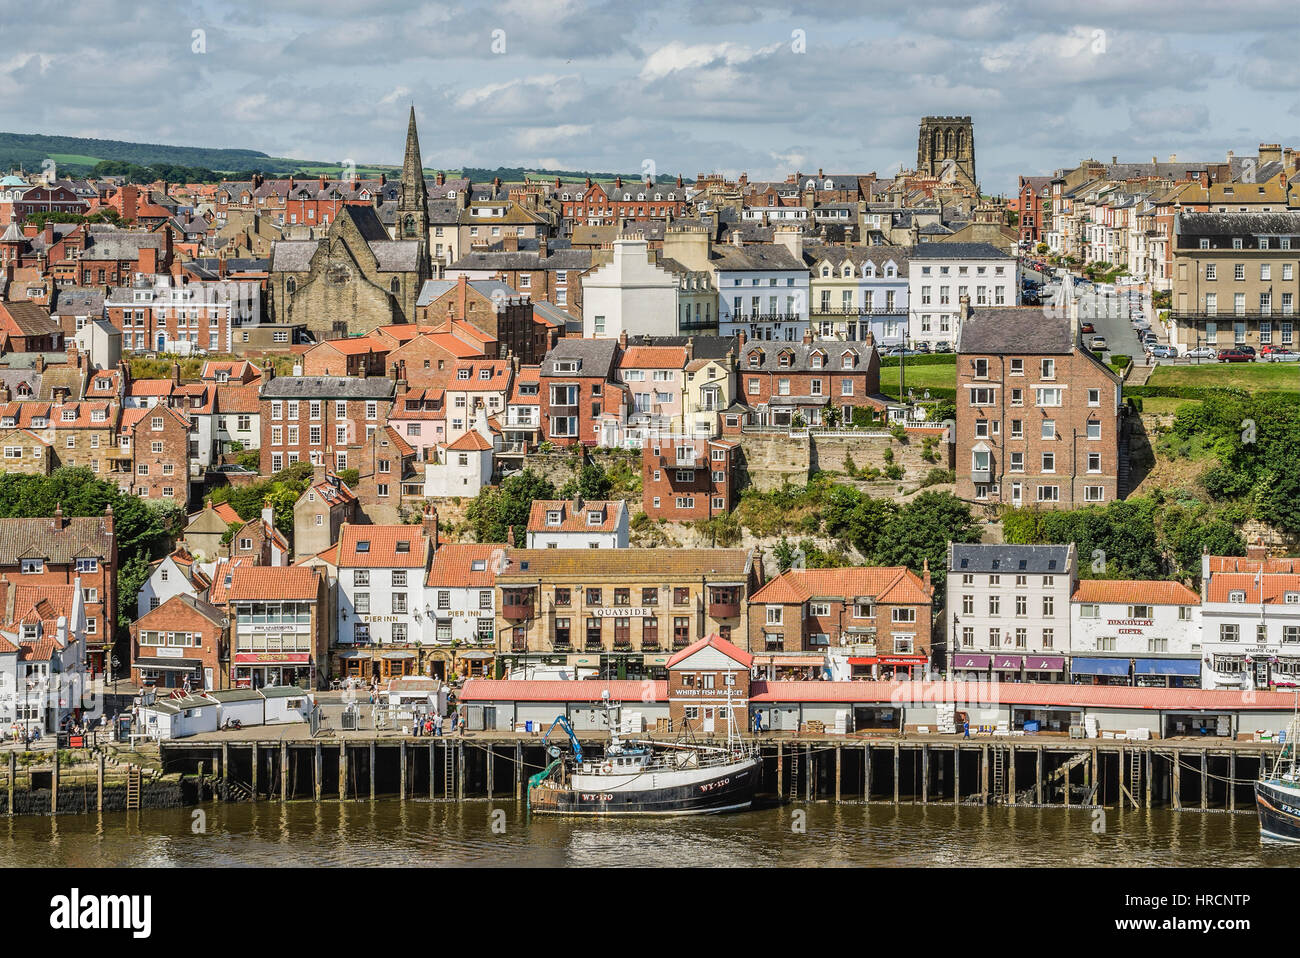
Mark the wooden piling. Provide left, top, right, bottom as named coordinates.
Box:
left=805, top=745, right=812, bottom=802
left=369, top=741, right=376, bottom=801
left=921, top=746, right=929, bottom=804
left=280, top=742, right=288, bottom=801
left=1064, top=753, right=1070, bottom=809
left=399, top=741, right=407, bottom=801
left=339, top=745, right=347, bottom=801
left=980, top=746, right=988, bottom=805
left=1172, top=749, right=1181, bottom=810
left=429, top=742, right=436, bottom=801
left=251, top=743, right=259, bottom=796
left=515, top=743, right=523, bottom=802
left=220, top=744, right=228, bottom=801
left=97, top=753, right=104, bottom=812
left=8, top=751, right=14, bottom=815
left=314, top=743, right=322, bottom=802
left=1200, top=750, right=1207, bottom=810
left=834, top=746, right=841, bottom=803
left=457, top=742, right=466, bottom=800
left=864, top=744, right=871, bottom=801
left=777, top=741, right=784, bottom=797
left=952, top=746, right=959, bottom=803
left=1145, top=751, right=1152, bottom=809
left=892, top=743, right=900, bottom=805
left=1008, top=747, right=1016, bottom=806
left=1229, top=752, right=1236, bottom=811
left=51, top=753, right=58, bottom=814
left=487, top=745, right=495, bottom=799
left=1035, top=747, right=1043, bottom=805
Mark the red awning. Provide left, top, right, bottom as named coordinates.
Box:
left=848, top=656, right=879, bottom=666
left=880, top=656, right=926, bottom=667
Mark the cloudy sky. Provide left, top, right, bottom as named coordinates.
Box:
left=2, top=0, right=1297, bottom=193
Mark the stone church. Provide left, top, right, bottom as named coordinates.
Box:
left=917, top=116, right=977, bottom=193
left=270, top=107, right=432, bottom=339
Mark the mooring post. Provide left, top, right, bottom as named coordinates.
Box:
left=280, top=742, right=288, bottom=801
left=399, top=740, right=407, bottom=801
left=776, top=740, right=784, bottom=797
left=892, top=743, right=900, bottom=805
left=1036, top=747, right=1043, bottom=805
left=1145, top=751, right=1152, bottom=809
left=1063, top=753, right=1070, bottom=809
left=1091, top=746, right=1098, bottom=797
left=805, top=745, right=812, bottom=802
left=1008, top=746, right=1016, bottom=806
left=220, top=743, right=229, bottom=802
left=1229, top=752, right=1236, bottom=812
left=1172, top=749, right=1181, bottom=810
left=251, top=743, right=259, bottom=797
left=369, top=741, right=376, bottom=801
left=487, top=745, right=495, bottom=799
left=314, top=743, right=323, bottom=802
left=97, top=752, right=104, bottom=812
left=8, top=751, right=14, bottom=815
left=339, top=745, right=347, bottom=801
left=429, top=742, right=436, bottom=801
left=515, top=742, right=522, bottom=802
left=51, top=753, right=59, bottom=815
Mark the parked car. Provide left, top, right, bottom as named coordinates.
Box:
left=1080, top=322, right=1095, bottom=334
left=931, top=340, right=953, bottom=353
left=1089, top=336, right=1108, bottom=350
left=914, top=341, right=932, bottom=353
left=1150, top=344, right=1178, bottom=359
left=1217, top=348, right=1254, bottom=363
left=1184, top=345, right=1217, bottom=359
left=1236, top=345, right=1257, bottom=357
left=1265, top=348, right=1300, bottom=362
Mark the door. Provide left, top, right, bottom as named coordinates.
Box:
left=1011, top=482, right=1022, bottom=507
left=703, top=708, right=715, bottom=733
left=483, top=706, right=497, bottom=731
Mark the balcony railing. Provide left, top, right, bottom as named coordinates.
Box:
left=709, top=601, right=741, bottom=619
left=810, top=306, right=904, bottom=316
left=510, top=639, right=528, bottom=653
left=502, top=601, right=533, bottom=621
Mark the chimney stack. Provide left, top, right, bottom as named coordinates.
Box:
left=424, top=505, right=440, bottom=552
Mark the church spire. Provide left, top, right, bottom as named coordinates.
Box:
left=399, top=105, right=429, bottom=241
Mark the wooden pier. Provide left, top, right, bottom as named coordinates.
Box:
left=153, top=733, right=1280, bottom=813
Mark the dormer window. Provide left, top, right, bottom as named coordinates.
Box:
left=586, top=511, right=602, bottom=526
left=61, top=410, right=75, bottom=422
left=841, top=352, right=855, bottom=369
left=1229, top=590, right=1246, bottom=603
left=546, top=510, right=561, bottom=526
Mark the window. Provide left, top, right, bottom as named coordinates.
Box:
left=1220, top=624, right=1239, bottom=643
left=891, top=608, right=916, bottom=623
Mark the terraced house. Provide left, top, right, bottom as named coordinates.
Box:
left=259, top=375, right=396, bottom=475
left=493, top=548, right=762, bottom=680
left=737, top=335, right=883, bottom=428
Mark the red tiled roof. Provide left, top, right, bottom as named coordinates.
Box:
left=752, top=567, right=932, bottom=605
left=1072, top=580, right=1200, bottom=605
left=619, top=346, right=687, bottom=369
left=526, top=499, right=623, bottom=534
left=665, top=632, right=753, bottom=669
left=460, top=679, right=667, bottom=703
left=446, top=430, right=492, bottom=452
left=1208, top=556, right=1300, bottom=575
left=226, top=565, right=320, bottom=601
left=747, top=680, right=1300, bottom=712
left=339, top=524, right=429, bottom=568
left=1207, top=573, right=1300, bottom=605
left=295, top=542, right=341, bottom=568
left=426, top=542, right=505, bottom=588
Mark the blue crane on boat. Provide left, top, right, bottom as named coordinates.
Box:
left=540, top=715, right=582, bottom=765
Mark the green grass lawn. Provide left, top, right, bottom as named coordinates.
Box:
left=1147, top=362, right=1300, bottom=394
left=877, top=361, right=957, bottom=395
left=49, top=153, right=104, bottom=166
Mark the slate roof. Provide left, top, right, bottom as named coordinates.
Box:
left=448, top=248, right=592, bottom=272
left=948, top=543, right=1073, bottom=574
left=908, top=242, right=1013, bottom=260
left=539, top=337, right=620, bottom=377
left=260, top=376, right=395, bottom=399
left=956, top=307, right=1074, bottom=355
left=1176, top=211, right=1300, bottom=236
left=0, top=515, right=114, bottom=563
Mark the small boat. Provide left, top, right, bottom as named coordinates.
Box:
left=528, top=690, right=759, bottom=816
left=1256, top=698, right=1300, bottom=844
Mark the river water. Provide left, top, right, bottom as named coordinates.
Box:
left=0, top=801, right=1291, bottom=867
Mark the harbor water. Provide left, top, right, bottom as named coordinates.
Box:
left=0, top=800, right=1291, bottom=867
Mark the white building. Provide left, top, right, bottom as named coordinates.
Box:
left=1069, top=580, right=1201, bottom=688
left=526, top=498, right=629, bottom=549
left=104, top=273, right=261, bottom=354
left=422, top=542, right=499, bottom=648
left=908, top=243, right=1019, bottom=345
left=136, top=548, right=210, bottom=619
left=945, top=543, right=1076, bottom=684
left=337, top=524, right=433, bottom=674
left=714, top=230, right=810, bottom=343
left=582, top=234, right=680, bottom=339
left=0, top=580, right=87, bottom=734
left=1200, top=552, right=1300, bottom=690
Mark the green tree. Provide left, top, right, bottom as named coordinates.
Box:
left=875, top=491, right=980, bottom=594
left=467, top=469, right=556, bottom=543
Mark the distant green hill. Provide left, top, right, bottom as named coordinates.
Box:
left=0, top=131, right=690, bottom=185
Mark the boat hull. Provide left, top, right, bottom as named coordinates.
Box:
left=530, top=757, right=759, bottom=816
left=1255, top=779, right=1300, bottom=844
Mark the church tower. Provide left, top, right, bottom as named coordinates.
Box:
left=399, top=106, right=430, bottom=242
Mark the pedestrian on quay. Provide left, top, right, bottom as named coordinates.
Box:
left=962, top=721, right=970, bottom=739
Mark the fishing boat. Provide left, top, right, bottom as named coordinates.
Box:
left=1255, top=699, right=1300, bottom=844
left=528, top=690, right=760, bottom=816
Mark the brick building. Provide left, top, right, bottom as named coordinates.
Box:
left=749, top=565, right=934, bottom=679
left=665, top=633, right=753, bottom=737
left=260, top=375, right=396, bottom=474
left=1017, top=176, right=1053, bottom=246
left=227, top=565, right=328, bottom=689
left=131, top=593, right=228, bottom=691
left=737, top=335, right=882, bottom=428
left=0, top=508, right=118, bottom=676
left=955, top=304, right=1122, bottom=508
left=494, top=548, right=762, bottom=680
left=641, top=436, right=736, bottom=521
left=416, top=276, right=551, bottom=363
left=121, top=405, right=192, bottom=504
left=539, top=338, right=621, bottom=447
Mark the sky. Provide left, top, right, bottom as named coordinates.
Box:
left=1, top=0, right=1297, bottom=194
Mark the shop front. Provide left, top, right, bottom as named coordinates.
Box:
left=134, top=657, right=205, bottom=690
left=378, top=650, right=416, bottom=681
left=1069, top=656, right=1131, bottom=686
left=338, top=650, right=372, bottom=681
left=1011, top=705, right=1082, bottom=734
left=1024, top=655, right=1066, bottom=684
left=233, top=651, right=313, bottom=690
left=1133, top=658, right=1201, bottom=689
left=951, top=653, right=991, bottom=681
left=992, top=654, right=1023, bottom=682
left=1163, top=711, right=1232, bottom=739
left=453, top=649, right=494, bottom=679
left=755, top=654, right=826, bottom=681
